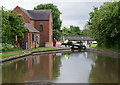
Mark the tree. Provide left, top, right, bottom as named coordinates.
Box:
left=82, top=29, right=90, bottom=36
left=88, top=1, right=120, bottom=49
left=62, top=27, right=70, bottom=36
left=2, top=7, right=26, bottom=45
left=34, top=3, right=62, bottom=40
left=69, top=25, right=82, bottom=35
left=53, top=29, right=61, bottom=41
left=0, top=9, right=2, bottom=43
left=62, top=25, right=84, bottom=36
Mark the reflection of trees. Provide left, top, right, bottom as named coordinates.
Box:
left=89, top=55, right=118, bottom=83
left=2, top=61, right=25, bottom=83
left=52, top=55, right=62, bottom=80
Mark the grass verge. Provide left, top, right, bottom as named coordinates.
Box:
left=25, top=47, right=66, bottom=52
left=90, top=44, right=120, bottom=51
left=0, top=52, right=23, bottom=58
left=2, top=47, right=23, bottom=52
left=0, top=47, right=66, bottom=59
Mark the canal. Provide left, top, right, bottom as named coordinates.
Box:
left=1, top=51, right=119, bottom=83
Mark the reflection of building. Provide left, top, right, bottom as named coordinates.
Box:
left=2, top=54, right=61, bottom=83
left=24, top=54, right=53, bottom=82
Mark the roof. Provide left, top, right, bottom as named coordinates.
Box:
left=24, top=23, right=40, bottom=33
left=19, top=6, right=51, bottom=20
left=62, top=35, right=94, bottom=41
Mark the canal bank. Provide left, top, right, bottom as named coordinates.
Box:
left=86, top=48, right=120, bottom=57
left=1, top=47, right=120, bottom=63
left=0, top=48, right=71, bottom=62
left=2, top=50, right=119, bottom=83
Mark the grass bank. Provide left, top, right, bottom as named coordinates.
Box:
left=90, top=44, right=120, bottom=52
left=2, top=47, right=23, bottom=52
left=0, top=47, right=66, bottom=59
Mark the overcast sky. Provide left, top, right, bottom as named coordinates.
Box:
left=0, top=0, right=112, bottom=30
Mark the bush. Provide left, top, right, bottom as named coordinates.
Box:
left=2, top=43, right=22, bottom=52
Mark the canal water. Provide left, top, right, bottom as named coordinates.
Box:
left=1, top=51, right=119, bottom=83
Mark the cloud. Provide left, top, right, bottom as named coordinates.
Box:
left=0, top=0, right=104, bottom=29
left=60, top=2, right=103, bottom=20
left=58, top=2, right=103, bottom=29
left=61, top=0, right=111, bottom=2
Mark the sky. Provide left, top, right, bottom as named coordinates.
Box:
left=0, top=0, right=113, bottom=30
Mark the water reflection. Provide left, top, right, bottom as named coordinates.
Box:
left=89, top=55, right=118, bottom=83
left=24, top=55, right=51, bottom=82
left=2, top=54, right=62, bottom=83
left=2, top=51, right=119, bottom=83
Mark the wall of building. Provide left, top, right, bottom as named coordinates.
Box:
left=13, top=6, right=31, bottom=23
left=20, top=32, right=28, bottom=49
left=32, top=21, right=49, bottom=46
left=21, top=32, right=40, bottom=49
left=13, top=6, right=53, bottom=47
left=30, top=11, right=53, bottom=47
left=48, top=11, right=53, bottom=47
left=28, top=32, right=40, bottom=49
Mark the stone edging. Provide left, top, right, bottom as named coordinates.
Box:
left=1, top=48, right=119, bottom=62
left=86, top=48, right=120, bottom=57
left=0, top=48, right=71, bottom=62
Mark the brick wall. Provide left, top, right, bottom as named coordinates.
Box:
left=28, top=32, right=40, bottom=49
left=13, top=6, right=31, bottom=23
left=13, top=6, right=53, bottom=47
left=21, top=32, right=40, bottom=49
left=32, top=21, right=49, bottom=46
left=31, top=11, right=53, bottom=47
left=21, top=32, right=28, bottom=49
left=48, top=11, right=53, bottom=47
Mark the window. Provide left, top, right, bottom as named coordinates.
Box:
left=32, top=34, right=34, bottom=42
left=36, top=36, right=39, bottom=44
left=40, top=24, right=43, bottom=32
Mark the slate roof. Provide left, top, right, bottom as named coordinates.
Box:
left=24, top=23, right=40, bottom=33
left=62, top=35, right=94, bottom=41
left=19, top=6, right=50, bottom=20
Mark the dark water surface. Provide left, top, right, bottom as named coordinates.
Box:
left=2, top=51, right=119, bottom=83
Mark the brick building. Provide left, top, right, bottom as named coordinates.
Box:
left=13, top=6, right=53, bottom=49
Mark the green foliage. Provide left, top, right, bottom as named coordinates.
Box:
left=62, top=25, right=81, bottom=36
left=82, top=29, right=91, bottom=36
left=62, top=27, right=70, bottom=36
left=88, top=1, right=120, bottom=49
left=1, top=7, right=26, bottom=45
left=53, top=29, right=62, bottom=41
left=62, top=25, right=90, bottom=36
left=34, top=3, right=62, bottom=40
left=0, top=9, right=2, bottom=43
left=2, top=43, right=22, bottom=52
left=90, top=43, right=120, bottom=51
left=69, top=25, right=81, bottom=35
left=1, top=52, right=23, bottom=58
